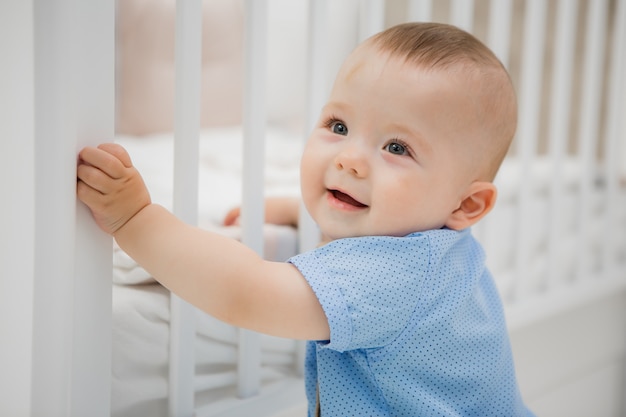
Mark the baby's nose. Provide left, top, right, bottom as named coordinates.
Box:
left=334, top=144, right=368, bottom=177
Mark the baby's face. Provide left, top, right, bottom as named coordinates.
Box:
left=300, top=46, right=482, bottom=240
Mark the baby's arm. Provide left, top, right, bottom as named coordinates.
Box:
left=77, top=144, right=329, bottom=341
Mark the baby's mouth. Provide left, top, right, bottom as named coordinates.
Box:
left=329, top=189, right=368, bottom=208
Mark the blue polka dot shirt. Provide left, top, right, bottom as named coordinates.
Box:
left=288, top=228, right=535, bottom=417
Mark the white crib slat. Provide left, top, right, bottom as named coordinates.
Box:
left=301, top=0, right=327, bottom=258
left=169, top=297, right=196, bottom=417
left=546, top=0, right=579, bottom=288
left=408, top=0, right=433, bottom=22
left=173, top=5, right=202, bottom=224
left=450, top=0, right=474, bottom=32
left=238, top=328, right=261, bottom=399
left=24, top=1, right=115, bottom=416
left=516, top=0, right=548, bottom=159
left=359, top=0, right=386, bottom=41
left=241, top=1, right=267, bottom=264
left=602, top=0, right=626, bottom=276
left=576, top=0, right=609, bottom=281
left=71, top=2, right=115, bottom=414
left=487, top=0, right=514, bottom=68
left=295, top=0, right=331, bottom=376
left=238, top=0, right=268, bottom=399
left=32, top=8, right=75, bottom=416
left=0, top=2, right=35, bottom=414
left=512, top=0, right=548, bottom=300
left=170, top=0, right=203, bottom=416
left=474, top=0, right=514, bottom=250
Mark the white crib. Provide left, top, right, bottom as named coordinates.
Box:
left=2, top=1, right=626, bottom=416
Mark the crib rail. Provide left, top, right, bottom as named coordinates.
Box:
left=170, top=0, right=203, bottom=416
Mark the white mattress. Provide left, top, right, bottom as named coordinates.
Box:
left=111, top=128, right=304, bottom=417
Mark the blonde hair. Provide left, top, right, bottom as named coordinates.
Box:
left=369, top=23, right=517, bottom=180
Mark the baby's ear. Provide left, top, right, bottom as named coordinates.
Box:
left=445, top=182, right=497, bottom=231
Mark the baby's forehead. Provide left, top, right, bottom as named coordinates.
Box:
left=339, top=44, right=485, bottom=97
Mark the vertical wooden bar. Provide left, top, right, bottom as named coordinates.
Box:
left=297, top=0, right=330, bottom=376
left=602, top=0, right=626, bottom=277
left=71, top=0, right=115, bottom=413
left=9, top=0, right=114, bottom=416
left=300, top=0, right=328, bottom=255
left=238, top=0, right=268, bottom=399
left=0, top=1, right=35, bottom=415
left=512, top=0, right=548, bottom=300
left=478, top=0, right=515, bottom=255
left=359, top=0, right=386, bottom=41
left=408, top=0, right=433, bottom=22
left=546, top=0, right=579, bottom=288
left=170, top=0, right=203, bottom=416
left=575, top=0, right=609, bottom=281
left=487, top=0, right=514, bottom=68
left=450, top=0, right=474, bottom=32
left=31, top=5, right=76, bottom=415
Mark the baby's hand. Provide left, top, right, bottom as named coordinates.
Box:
left=77, top=143, right=151, bottom=235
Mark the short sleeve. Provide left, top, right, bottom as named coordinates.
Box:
left=288, top=234, right=433, bottom=352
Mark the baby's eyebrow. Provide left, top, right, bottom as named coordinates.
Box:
left=321, top=101, right=349, bottom=116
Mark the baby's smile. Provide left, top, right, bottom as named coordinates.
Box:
left=327, top=189, right=368, bottom=210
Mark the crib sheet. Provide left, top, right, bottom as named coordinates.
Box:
left=111, top=128, right=304, bottom=416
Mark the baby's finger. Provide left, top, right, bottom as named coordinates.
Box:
left=97, top=143, right=133, bottom=168
left=77, top=163, right=114, bottom=194
left=76, top=177, right=101, bottom=205
left=79, top=146, right=126, bottom=179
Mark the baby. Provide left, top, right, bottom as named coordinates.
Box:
left=78, top=22, right=534, bottom=416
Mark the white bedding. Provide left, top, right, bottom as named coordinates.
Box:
left=111, top=128, right=304, bottom=417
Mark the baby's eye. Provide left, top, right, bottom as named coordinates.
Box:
left=385, top=140, right=409, bottom=156
left=330, top=121, right=348, bottom=136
